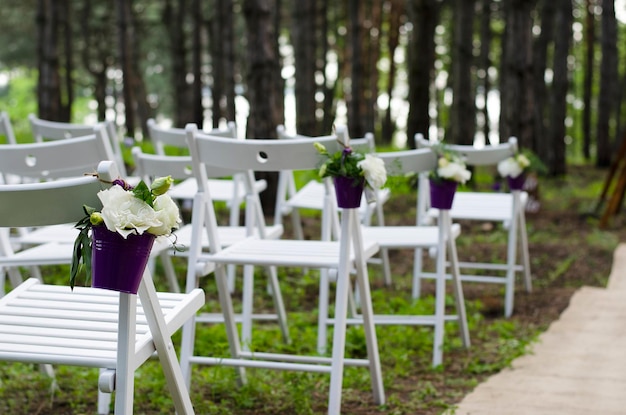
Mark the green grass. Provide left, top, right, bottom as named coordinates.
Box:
left=0, top=164, right=621, bottom=414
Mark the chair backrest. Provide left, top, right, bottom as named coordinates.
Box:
left=28, top=114, right=128, bottom=176
left=131, top=146, right=241, bottom=184
left=414, top=133, right=518, bottom=166
left=185, top=123, right=342, bottom=249
left=188, top=124, right=341, bottom=174
left=0, top=111, right=17, bottom=144
left=377, top=147, right=438, bottom=177
left=147, top=118, right=237, bottom=155
left=0, top=124, right=116, bottom=181
left=0, top=161, right=115, bottom=228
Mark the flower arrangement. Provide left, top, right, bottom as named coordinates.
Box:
left=70, top=175, right=181, bottom=289
left=429, top=144, right=472, bottom=184
left=497, top=153, right=531, bottom=179
left=314, top=141, right=387, bottom=190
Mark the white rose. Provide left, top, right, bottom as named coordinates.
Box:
left=98, top=186, right=161, bottom=238
left=358, top=154, right=387, bottom=189
left=438, top=160, right=471, bottom=184
left=148, top=194, right=182, bottom=236
left=498, top=157, right=524, bottom=178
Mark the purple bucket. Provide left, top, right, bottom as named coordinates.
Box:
left=334, top=176, right=364, bottom=209
left=91, top=226, right=155, bottom=294
left=507, top=174, right=526, bottom=191
left=429, top=179, right=458, bottom=210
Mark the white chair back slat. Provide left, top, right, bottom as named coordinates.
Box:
left=0, top=111, right=17, bottom=144
left=0, top=125, right=114, bottom=181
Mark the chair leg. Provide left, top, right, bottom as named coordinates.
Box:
left=159, top=251, right=180, bottom=293
left=504, top=195, right=521, bottom=318
left=412, top=248, right=425, bottom=299
left=445, top=213, right=470, bottom=348
left=317, top=269, right=331, bottom=355
left=518, top=207, right=532, bottom=293
left=139, top=276, right=195, bottom=414
left=350, top=215, right=384, bottom=406
left=241, top=265, right=255, bottom=351
left=328, top=210, right=384, bottom=413
left=432, top=222, right=447, bottom=367
left=97, top=372, right=112, bottom=415
left=113, top=292, right=135, bottom=415
left=265, top=266, right=291, bottom=344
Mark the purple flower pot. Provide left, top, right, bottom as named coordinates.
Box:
left=429, top=179, right=457, bottom=210
left=507, top=174, right=526, bottom=191
left=91, top=226, right=155, bottom=294
left=334, top=176, right=364, bottom=209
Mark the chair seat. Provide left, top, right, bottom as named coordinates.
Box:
left=428, top=191, right=528, bottom=222
left=0, top=278, right=204, bottom=367
left=13, top=223, right=78, bottom=245
left=173, top=223, right=284, bottom=250
left=361, top=223, right=461, bottom=249
left=203, top=237, right=380, bottom=268
left=169, top=177, right=268, bottom=203
left=284, top=180, right=391, bottom=216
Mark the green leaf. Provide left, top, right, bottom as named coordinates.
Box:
left=132, top=181, right=154, bottom=207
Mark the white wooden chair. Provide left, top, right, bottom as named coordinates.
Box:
left=415, top=135, right=532, bottom=318
left=0, top=160, right=204, bottom=414
left=180, top=124, right=385, bottom=414
left=275, top=125, right=393, bottom=284
left=315, top=148, right=470, bottom=367
left=131, top=147, right=289, bottom=343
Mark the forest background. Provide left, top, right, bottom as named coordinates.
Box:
left=1, top=0, right=626, bottom=210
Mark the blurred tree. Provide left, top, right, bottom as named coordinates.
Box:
left=448, top=0, right=476, bottom=145
left=596, top=0, right=618, bottom=167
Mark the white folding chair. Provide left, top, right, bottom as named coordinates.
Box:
left=180, top=124, right=385, bottom=414
left=0, top=160, right=204, bottom=414
left=415, top=135, right=532, bottom=317
left=28, top=113, right=130, bottom=178
left=131, top=147, right=289, bottom=343
left=275, top=125, right=393, bottom=284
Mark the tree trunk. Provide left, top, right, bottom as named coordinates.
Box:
left=36, top=0, right=63, bottom=121
left=477, top=0, right=493, bottom=145
left=596, top=0, right=617, bottom=167
left=499, top=0, right=535, bottom=150
left=547, top=0, right=572, bottom=176
left=210, top=0, right=236, bottom=127
left=406, top=0, right=439, bottom=148
left=80, top=0, right=114, bottom=122
left=381, top=0, right=404, bottom=146
left=116, top=0, right=137, bottom=137
left=191, top=0, right=203, bottom=126
left=532, top=0, right=555, bottom=162
left=582, top=0, right=596, bottom=161
left=448, top=0, right=476, bottom=145
left=347, top=0, right=365, bottom=137
left=292, top=0, right=318, bottom=135
left=163, top=0, right=192, bottom=127
left=243, top=0, right=283, bottom=215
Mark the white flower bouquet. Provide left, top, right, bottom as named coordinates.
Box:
left=429, top=144, right=472, bottom=184
left=497, top=153, right=531, bottom=179
left=314, top=141, right=387, bottom=190
left=70, top=175, right=181, bottom=289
